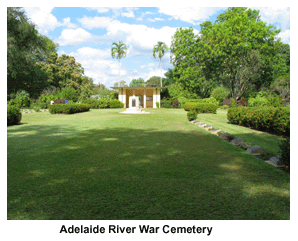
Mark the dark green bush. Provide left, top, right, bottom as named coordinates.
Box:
left=110, top=99, right=124, bottom=108
left=184, top=102, right=217, bottom=114
left=49, top=104, right=90, bottom=114
left=227, top=107, right=290, bottom=136
left=279, top=137, right=290, bottom=171
left=187, top=110, right=198, bottom=121
left=97, top=98, right=110, bottom=108
left=80, top=98, right=124, bottom=109
left=186, top=97, right=218, bottom=107
left=7, top=99, right=23, bottom=109
left=7, top=105, right=22, bottom=125
left=161, top=100, right=173, bottom=108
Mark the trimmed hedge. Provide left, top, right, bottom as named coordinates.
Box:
left=49, top=104, right=90, bottom=114
left=227, top=106, right=290, bottom=136
left=81, top=98, right=124, bottom=109
left=184, top=102, right=217, bottom=114
left=161, top=100, right=173, bottom=108
left=7, top=105, right=22, bottom=126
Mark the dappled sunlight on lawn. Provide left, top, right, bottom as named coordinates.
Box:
left=7, top=110, right=290, bottom=220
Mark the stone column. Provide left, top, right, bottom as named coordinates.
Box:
left=123, top=89, right=126, bottom=108
left=153, top=88, right=156, bottom=108
left=156, top=88, right=160, bottom=108
left=144, top=89, right=146, bottom=109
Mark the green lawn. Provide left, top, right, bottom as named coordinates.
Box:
left=7, top=108, right=290, bottom=220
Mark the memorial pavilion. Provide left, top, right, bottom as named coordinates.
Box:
left=112, top=87, right=164, bottom=109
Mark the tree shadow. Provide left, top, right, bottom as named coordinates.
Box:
left=7, top=124, right=290, bottom=220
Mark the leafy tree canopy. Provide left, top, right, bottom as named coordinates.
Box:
left=129, top=78, right=145, bottom=87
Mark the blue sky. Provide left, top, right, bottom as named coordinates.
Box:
left=23, top=6, right=290, bottom=89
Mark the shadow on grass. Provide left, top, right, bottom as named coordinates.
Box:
left=7, top=124, right=290, bottom=220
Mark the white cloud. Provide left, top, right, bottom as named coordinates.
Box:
left=23, top=7, right=77, bottom=34
left=254, top=7, right=290, bottom=30
left=64, top=47, right=127, bottom=86
left=70, top=47, right=111, bottom=59
left=56, top=28, right=94, bottom=46
left=157, top=7, right=225, bottom=25
left=78, top=16, right=115, bottom=29
left=148, top=17, right=165, bottom=22
left=87, top=7, right=110, bottom=13
left=278, top=30, right=290, bottom=44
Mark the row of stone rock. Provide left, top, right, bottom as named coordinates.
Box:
left=190, top=120, right=285, bottom=168
left=21, top=109, right=49, bottom=113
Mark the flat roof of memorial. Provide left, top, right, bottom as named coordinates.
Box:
left=111, top=87, right=167, bottom=89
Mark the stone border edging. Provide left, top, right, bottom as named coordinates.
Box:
left=190, top=119, right=286, bottom=170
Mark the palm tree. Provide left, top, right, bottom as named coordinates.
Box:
left=111, top=41, right=127, bottom=82
left=152, top=41, right=168, bottom=87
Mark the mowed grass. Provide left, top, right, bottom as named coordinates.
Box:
left=7, top=108, right=290, bottom=220
left=196, top=109, right=285, bottom=156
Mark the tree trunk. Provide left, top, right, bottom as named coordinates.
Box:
left=118, top=59, right=120, bottom=82
left=160, top=58, right=162, bottom=87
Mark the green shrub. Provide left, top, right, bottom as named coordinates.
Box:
left=15, top=90, right=31, bottom=108
left=227, top=107, right=290, bottom=136
left=279, top=137, right=290, bottom=171
left=161, top=100, right=173, bottom=108
left=7, top=99, right=23, bottom=109
left=36, top=94, right=59, bottom=109
left=97, top=98, right=110, bottom=108
left=7, top=105, right=22, bottom=126
left=248, top=96, right=268, bottom=107
left=33, top=106, right=41, bottom=112
left=49, top=104, right=90, bottom=114
left=211, top=86, right=230, bottom=104
left=187, top=110, right=198, bottom=121
left=59, top=87, right=78, bottom=102
left=184, top=102, right=217, bottom=114
left=80, top=98, right=99, bottom=109
left=230, top=98, right=237, bottom=108
left=110, top=99, right=124, bottom=108
left=221, top=105, right=229, bottom=109
left=248, top=92, right=284, bottom=108
left=156, top=102, right=160, bottom=108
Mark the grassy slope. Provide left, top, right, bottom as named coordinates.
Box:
left=7, top=109, right=290, bottom=220
left=196, top=109, right=284, bottom=156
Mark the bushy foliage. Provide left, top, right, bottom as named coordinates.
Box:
left=7, top=98, right=23, bottom=109
left=185, top=97, right=219, bottom=107
left=97, top=98, right=111, bottom=109
left=7, top=105, right=22, bottom=125
left=59, top=87, right=78, bottom=102
left=36, top=94, right=59, bottom=109
left=173, top=99, right=180, bottom=108
left=279, top=137, right=290, bottom=171
left=80, top=98, right=124, bottom=109
left=227, top=106, right=290, bottom=136
left=211, top=87, right=230, bottom=104
left=15, top=90, right=31, bottom=107
left=161, top=100, right=173, bottom=108
left=187, top=110, right=198, bottom=121
left=184, top=102, right=217, bottom=114
left=49, top=104, right=90, bottom=114
left=248, top=92, right=284, bottom=107
left=109, top=99, right=124, bottom=108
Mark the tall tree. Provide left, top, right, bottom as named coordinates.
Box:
left=129, top=78, right=145, bottom=87
left=199, top=7, right=281, bottom=98
left=7, top=7, right=57, bottom=98
left=153, top=41, right=168, bottom=87
left=111, top=41, right=127, bottom=82
left=145, top=76, right=160, bottom=87
left=170, top=27, right=214, bottom=97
